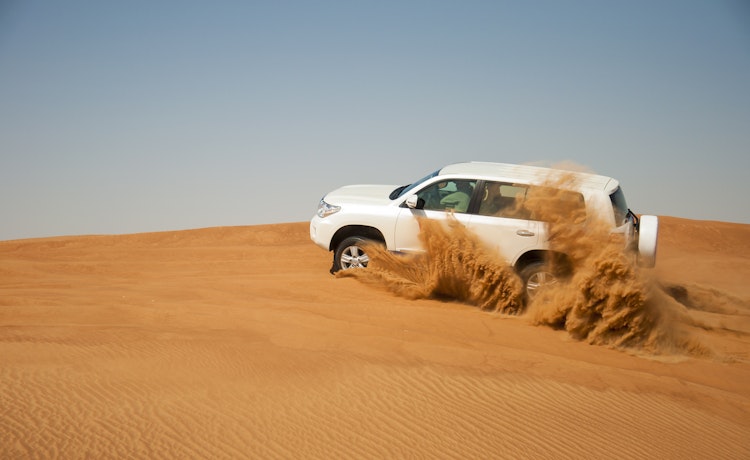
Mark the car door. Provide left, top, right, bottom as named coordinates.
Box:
left=464, top=181, right=541, bottom=264
left=393, top=178, right=476, bottom=253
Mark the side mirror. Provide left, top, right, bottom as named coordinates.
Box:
left=405, top=195, right=422, bottom=209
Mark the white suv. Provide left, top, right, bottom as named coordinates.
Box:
left=310, top=162, right=658, bottom=296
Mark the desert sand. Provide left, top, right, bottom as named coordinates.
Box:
left=1, top=216, right=749, bottom=459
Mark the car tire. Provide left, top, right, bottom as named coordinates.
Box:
left=519, top=261, right=558, bottom=300
left=637, top=215, right=659, bottom=268
left=332, top=236, right=372, bottom=273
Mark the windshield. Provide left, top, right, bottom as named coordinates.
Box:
left=609, top=187, right=629, bottom=225
left=390, top=169, right=440, bottom=199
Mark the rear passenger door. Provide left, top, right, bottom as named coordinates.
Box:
left=466, top=181, right=540, bottom=264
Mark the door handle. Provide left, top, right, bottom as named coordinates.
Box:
left=516, top=229, right=535, bottom=237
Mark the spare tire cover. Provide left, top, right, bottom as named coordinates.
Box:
left=638, top=215, right=659, bottom=268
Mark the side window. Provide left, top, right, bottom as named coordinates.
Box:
left=417, top=179, right=476, bottom=213
left=478, top=181, right=530, bottom=219
left=525, top=186, right=586, bottom=223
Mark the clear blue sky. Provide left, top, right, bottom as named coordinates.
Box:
left=1, top=0, right=749, bottom=240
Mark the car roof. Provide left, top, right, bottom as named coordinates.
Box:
left=438, top=161, right=620, bottom=194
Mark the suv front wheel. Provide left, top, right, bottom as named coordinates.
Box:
left=332, top=236, right=372, bottom=273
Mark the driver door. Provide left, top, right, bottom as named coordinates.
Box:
left=393, top=179, right=475, bottom=253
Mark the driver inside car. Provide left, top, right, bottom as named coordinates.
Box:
left=440, top=181, right=473, bottom=213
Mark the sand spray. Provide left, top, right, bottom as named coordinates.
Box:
left=339, top=169, right=708, bottom=354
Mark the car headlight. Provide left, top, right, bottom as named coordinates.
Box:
left=317, top=198, right=341, bottom=218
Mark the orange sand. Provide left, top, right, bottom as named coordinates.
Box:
left=1, top=217, right=749, bottom=458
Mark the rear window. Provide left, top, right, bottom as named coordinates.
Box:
left=480, top=182, right=586, bottom=223
left=477, top=182, right=530, bottom=219
left=609, top=188, right=629, bottom=225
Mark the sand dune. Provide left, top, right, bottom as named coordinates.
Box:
left=1, top=217, right=749, bottom=459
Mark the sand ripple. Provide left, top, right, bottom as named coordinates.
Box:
left=2, top=221, right=750, bottom=458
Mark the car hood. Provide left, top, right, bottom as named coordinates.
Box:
left=324, top=184, right=399, bottom=206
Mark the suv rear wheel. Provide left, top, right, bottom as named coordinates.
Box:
left=332, top=236, right=372, bottom=273
left=519, top=261, right=558, bottom=299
